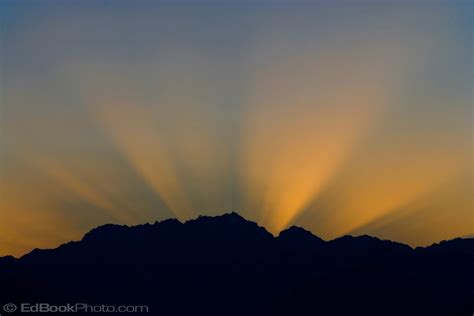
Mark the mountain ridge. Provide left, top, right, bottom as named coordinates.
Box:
left=0, top=212, right=472, bottom=316
left=3, top=212, right=471, bottom=262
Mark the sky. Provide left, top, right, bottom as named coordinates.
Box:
left=0, top=1, right=472, bottom=257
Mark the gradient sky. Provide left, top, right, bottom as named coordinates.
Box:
left=0, top=1, right=472, bottom=257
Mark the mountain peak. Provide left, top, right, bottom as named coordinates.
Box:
left=188, top=211, right=246, bottom=223
left=278, top=226, right=326, bottom=252
left=279, top=226, right=324, bottom=241
left=81, top=223, right=129, bottom=242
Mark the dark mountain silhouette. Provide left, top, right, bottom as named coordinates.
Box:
left=0, top=212, right=472, bottom=316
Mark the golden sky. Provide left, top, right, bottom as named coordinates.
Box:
left=0, top=1, right=472, bottom=257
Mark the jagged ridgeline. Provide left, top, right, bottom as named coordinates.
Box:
left=1, top=213, right=473, bottom=316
